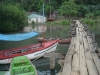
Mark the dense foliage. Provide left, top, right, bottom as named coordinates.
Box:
left=0, top=0, right=100, bottom=33
left=58, top=0, right=77, bottom=18
left=0, top=4, right=27, bottom=33
left=82, top=18, right=100, bottom=35
left=0, top=0, right=100, bottom=18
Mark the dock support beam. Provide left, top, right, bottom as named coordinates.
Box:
left=50, top=58, right=55, bottom=70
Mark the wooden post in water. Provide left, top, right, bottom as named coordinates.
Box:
left=50, top=58, right=55, bottom=70
left=92, top=33, right=95, bottom=42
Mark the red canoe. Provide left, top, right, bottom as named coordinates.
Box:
left=0, top=39, right=59, bottom=64
left=37, top=37, right=71, bottom=44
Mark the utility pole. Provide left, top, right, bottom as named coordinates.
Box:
left=49, top=0, right=51, bottom=18
left=42, top=2, right=45, bottom=39
left=43, top=3, right=44, bottom=23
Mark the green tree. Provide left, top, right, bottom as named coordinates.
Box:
left=75, top=0, right=100, bottom=5
left=27, top=0, right=43, bottom=12
left=58, top=0, right=78, bottom=19
left=77, top=5, right=89, bottom=17
left=0, top=4, right=28, bottom=33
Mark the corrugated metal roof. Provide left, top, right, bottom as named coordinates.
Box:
left=28, top=13, right=43, bottom=19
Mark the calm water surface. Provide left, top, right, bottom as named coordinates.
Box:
left=0, top=44, right=68, bottom=75
left=0, top=25, right=69, bottom=75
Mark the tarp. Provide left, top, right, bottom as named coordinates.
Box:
left=0, top=32, right=38, bottom=41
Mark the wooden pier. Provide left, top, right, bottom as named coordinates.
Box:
left=58, top=20, right=100, bottom=75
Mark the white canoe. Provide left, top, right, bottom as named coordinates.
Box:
left=0, top=39, right=59, bottom=64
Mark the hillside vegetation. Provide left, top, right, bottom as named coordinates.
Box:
left=0, top=0, right=100, bottom=34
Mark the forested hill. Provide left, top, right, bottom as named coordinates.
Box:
left=0, top=0, right=100, bottom=17
left=0, top=0, right=100, bottom=33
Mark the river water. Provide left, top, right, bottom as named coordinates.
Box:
left=34, top=35, right=100, bottom=75
left=0, top=25, right=99, bottom=75
left=0, top=25, right=70, bottom=75
left=1, top=34, right=100, bottom=75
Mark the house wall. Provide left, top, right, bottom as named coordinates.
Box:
left=28, top=17, right=46, bottom=24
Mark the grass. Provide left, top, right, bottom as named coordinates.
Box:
left=81, top=18, right=100, bottom=35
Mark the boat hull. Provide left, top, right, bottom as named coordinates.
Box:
left=10, top=56, right=38, bottom=75
left=0, top=42, right=58, bottom=64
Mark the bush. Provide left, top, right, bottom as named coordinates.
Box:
left=60, top=20, right=71, bottom=25
left=93, top=10, right=100, bottom=16
left=85, top=13, right=95, bottom=19
left=81, top=18, right=100, bottom=35
left=77, top=5, right=89, bottom=17
left=31, top=21, right=35, bottom=28
left=32, top=21, right=35, bottom=25
left=82, top=18, right=96, bottom=25
left=58, top=1, right=78, bottom=18
left=0, top=4, right=28, bottom=33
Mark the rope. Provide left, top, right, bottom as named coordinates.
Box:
left=5, top=64, right=9, bottom=71
left=32, top=56, right=42, bottom=63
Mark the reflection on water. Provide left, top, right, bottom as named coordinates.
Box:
left=32, top=57, right=60, bottom=75
left=0, top=34, right=100, bottom=74
left=0, top=25, right=70, bottom=74
left=0, top=35, right=39, bottom=50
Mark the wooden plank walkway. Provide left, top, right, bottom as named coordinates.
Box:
left=59, top=20, right=100, bottom=75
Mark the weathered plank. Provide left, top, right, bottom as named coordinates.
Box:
left=61, top=36, right=76, bottom=75
left=79, top=37, right=88, bottom=75
left=44, top=52, right=64, bottom=58
left=62, top=55, right=72, bottom=75
left=80, top=20, right=99, bottom=75
left=71, top=53, right=80, bottom=75
left=71, top=38, right=80, bottom=75
left=61, top=20, right=99, bottom=75
left=86, top=60, right=98, bottom=75
left=68, top=37, right=75, bottom=55
left=78, top=23, right=88, bottom=75
left=80, top=24, right=98, bottom=75
left=83, top=37, right=92, bottom=60
left=50, top=58, right=55, bottom=70
left=91, top=53, right=100, bottom=75
left=87, top=36, right=95, bottom=52
left=62, top=37, right=76, bottom=75
left=76, top=27, right=79, bottom=35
